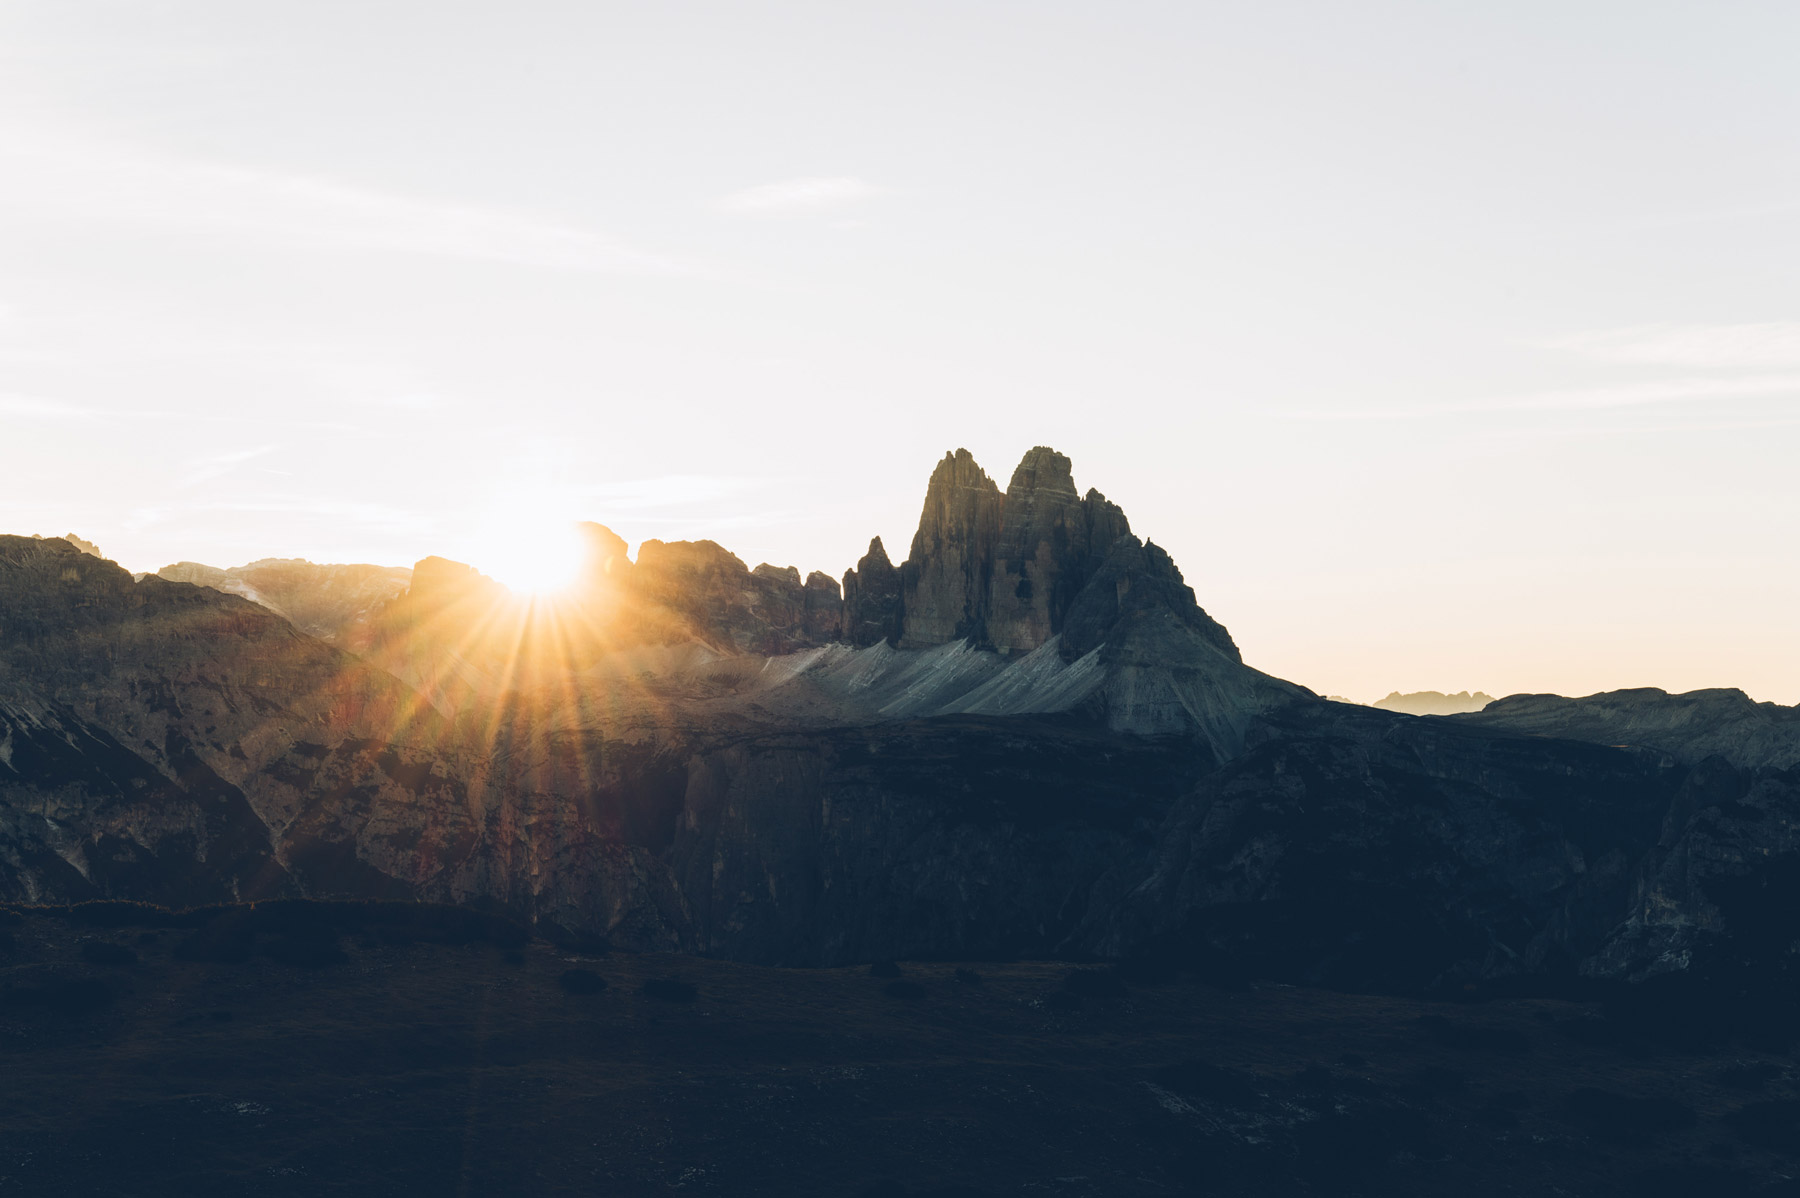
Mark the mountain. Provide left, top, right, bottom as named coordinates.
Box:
left=5, top=447, right=1800, bottom=1006
left=1458, top=687, right=1800, bottom=770
left=1371, top=689, right=1496, bottom=716
left=155, top=558, right=413, bottom=652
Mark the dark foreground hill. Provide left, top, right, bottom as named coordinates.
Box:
left=5, top=902, right=1800, bottom=1198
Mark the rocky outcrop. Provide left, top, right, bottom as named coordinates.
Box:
left=897, top=450, right=1003, bottom=648
left=29, top=532, right=103, bottom=559
left=11, top=525, right=1800, bottom=999
left=985, top=448, right=1131, bottom=654
left=801, top=571, right=843, bottom=642
left=888, top=446, right=1139, bottom=657
left=1075, top=701, right=1686, bottom=991
left=1459, top=688, right=1800, bottom=770
left=156, top=557, right=413, bottom=652
left=841, top=538, right=902, bottom=648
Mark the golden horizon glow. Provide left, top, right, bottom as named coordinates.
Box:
left=465, top=519, right=587, bottom=598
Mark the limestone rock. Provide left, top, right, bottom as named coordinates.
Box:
left=156, top=558, right=413, bottom=652
left=897, top=450, right=1003, bottom=648
left=801, top=571, right=843, bottom=642
left=841, top=538, right=901, bottom=648
left=574, top=522, right=632, bottom=592
left=984, top=447, right=1089, bottom=653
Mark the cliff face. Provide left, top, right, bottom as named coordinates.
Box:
left=16, top=450, right=1800, bottom=999
left=841, top=537, right=902, bottom=648
left=155, top=558, right=413, bottom=652
left=10, top=518, right=1800, bottom=992
left=897, top=450, right=1003, bottom=648
left=888, top=446, right=1150, bottom=658
left=984, top=448, right=1130, bottom=655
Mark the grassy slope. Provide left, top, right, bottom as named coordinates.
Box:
left=0, top=910, right=1792, bottom=1197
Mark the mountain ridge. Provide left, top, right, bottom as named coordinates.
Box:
left=6, top=447, right=1800, bottom=1002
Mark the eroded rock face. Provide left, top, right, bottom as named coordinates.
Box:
left=157, top=558, right=414, bottom=652
left=842, top=537, right=902, bottom=648
left=985, top=448, right=1126, bottom=654
left=898, top=450, right=1003, bottom=648
left=1075, top=701, right=1686, bottom=990
left=801, top=571, right=843, bottom=642
left=7, top=526, right=1800, bottom=996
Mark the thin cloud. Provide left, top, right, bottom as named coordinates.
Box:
left=715, top=177, right=882, bottom=216
left=1546, top=323, right=1800, bottom=370
left=1290, top=374, right=1800, bottom=422
left=0, top=128, right=688, bottom=274
left=571, top=474, right=757, bottom=511
left=179, top=445, right=276, bottom=490
left=0, top=392, right=91, bottom=420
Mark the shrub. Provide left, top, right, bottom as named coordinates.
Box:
left=80, top=941, right=138, bottom=967
left=641, top=977, right=696, bottom=1002
left=868, top=960, right=902, bottom=978
left=559, top=968, right=608, bottom=995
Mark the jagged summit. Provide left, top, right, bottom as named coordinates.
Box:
left=38, top=446, right=1291, bottom=746
left=27, top=532, right=103, bottom=558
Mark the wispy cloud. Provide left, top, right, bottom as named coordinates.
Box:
left=0, top=127, right=687, bottom=274
left=1291, top=374, right=1800, bottom=422
left=0, top=391, right=91, bottom=420
left=1546, top=323, right=1800, bottom=369
left=125, top=496, right=430, bottom=536
left=570, top=474, right=756, bottom=510
left=715, top=176, right=882, bottom=216
left=179, top=445, right=276, bottom=490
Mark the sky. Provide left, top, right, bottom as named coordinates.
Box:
left=1, top=1, right=1797, bottom=704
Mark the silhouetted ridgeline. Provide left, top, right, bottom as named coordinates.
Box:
left=6, top=449, right=1800, bottom=1006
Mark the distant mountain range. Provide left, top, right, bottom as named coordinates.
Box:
left=1371, top=689, right=1496, bottom=716
left=4, top=446, right=1800, bottom=1002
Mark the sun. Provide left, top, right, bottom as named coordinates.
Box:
left=468, top=519, right=588, bottom=597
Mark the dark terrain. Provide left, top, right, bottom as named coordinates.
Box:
left=8, top=446, right=1800, bottom=1194
left=7, top=902, right=1800, bottom=1198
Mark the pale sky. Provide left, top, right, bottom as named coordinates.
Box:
left=2, top=2, right=1797, bottom=704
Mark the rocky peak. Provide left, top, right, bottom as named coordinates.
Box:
left=898, top=449, right=1004, bottom=648
left=985, top=447, right=1114, bottom=654
left=842, top=537, right=901, bottom=648
left=575, top=523, right=632, bottom=590
left=30, top=532, right=104, bottom=559
left=1058, top=535, right=1240, bottom=664
left=881, top=446, right=1144, bottom=657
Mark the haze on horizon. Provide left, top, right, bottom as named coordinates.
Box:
left=1, top=2, right=1796, bottom=705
